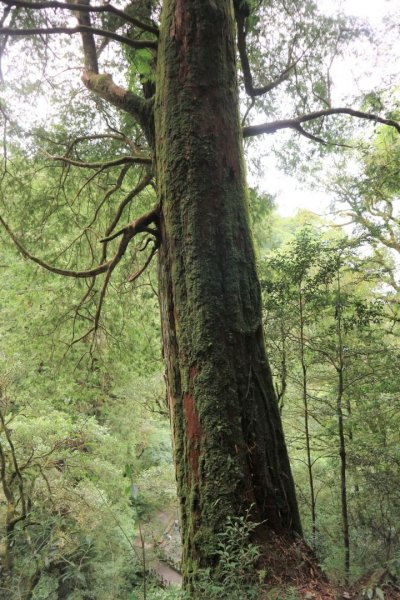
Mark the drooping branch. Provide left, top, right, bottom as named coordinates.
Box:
left=103, top=169, right=153, bottom=244
left=45, top=153, right=152, bottom=169
left=243, top=108, right=400, bottom=139
left=0, top=24, right=157, bottom=50
left=0, top=0, right=159, bottom=36
left=0, top=206, right=160, bottom=279
left=294, top=124, right=330, bottom=146
left=128, top=236, right=160, bottom=283
left=60, top=133, right=142, bottom=156
left=0, top=214, right=113, bottom=277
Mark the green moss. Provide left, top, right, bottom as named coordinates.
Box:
left=154, top=0, right=301, bottom=590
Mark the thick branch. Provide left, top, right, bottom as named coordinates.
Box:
left=100, top=206, right=159, bottom=243
left=68, top=2, right=155, bottom=145
left=72, top=0, right=98, bottom=72
left=234, top=1, right=293, bottom=97
left=243, top=108, right=400, bottom=138
left=0, top=0, right=159, bottom=36
left=0, top=25, right=157, bottom=50
left=81, top=71, right=154, bottom=144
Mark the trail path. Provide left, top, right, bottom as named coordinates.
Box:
left=134, top=509, right=183, bottom=587
left=152, top=559, right=182, bottom=587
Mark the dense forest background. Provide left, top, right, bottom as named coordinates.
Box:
left=0, top=0, right=400, bottom=598
left=1, top=183, right=399, bottom=598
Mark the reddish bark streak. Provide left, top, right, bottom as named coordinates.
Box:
left=173, top=0, right=190, bottom=82
left=184, top=393, right=202, bottom=476
left=189, top=365, right=199, bottom=380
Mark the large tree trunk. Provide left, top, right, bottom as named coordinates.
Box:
left=154, top=0, right=302, bottom=585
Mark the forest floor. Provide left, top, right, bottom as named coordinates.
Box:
left=137, top=511, right=400, bottom=598
left=260, top=572, right=400, bottom=598
left=257, top=533, right=400, bottom=599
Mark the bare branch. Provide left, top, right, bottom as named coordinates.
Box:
left=0, top=214, right=113, bottom=276
left=93, top=261, right=114, bottom=332
left=88, top=208, right=159, bottom=335
left=241, top=97, right=255, bottom=127
left=45, top=152, right=152, bottom=169
left=86, top=164, right=131, bottom=233
left=103, top=169, right=153, bottom=243
left=0, top=0, right=159, bottom=36
left=0, top=24, right=157, bottom=50
left=0, top=206, right=159, bottom=279
left=295, top=124, right=329, bottom=146
left=128, top=238, right=159, bottom=283
left=243, top=108, right=400, bottom=139
left=61, top=132, right=140, bottom=155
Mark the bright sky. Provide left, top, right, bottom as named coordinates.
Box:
left=259, top=0, right=399, bottom=218
left=2, top=0, right=397, bottom=221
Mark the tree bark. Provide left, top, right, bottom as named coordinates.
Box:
left=154, top=0, right=301, bottom=586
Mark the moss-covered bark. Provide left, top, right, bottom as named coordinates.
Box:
left=154, top=0, right=302, bottom=587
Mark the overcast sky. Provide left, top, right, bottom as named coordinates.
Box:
left=2, top=0, right=397, bottom=221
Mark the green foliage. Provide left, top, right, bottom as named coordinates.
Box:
left=0, top=204, right=174, bottom=599
left=132, top=586, right=189, bottom=600
left=260, top=218, right=400, bottom=582
left=193, top=512, right=263, bottom=599
left=248, top=187, right=276, bottom=251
